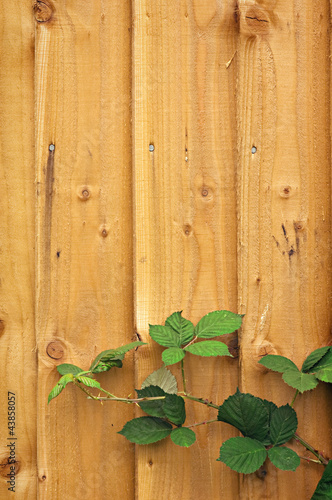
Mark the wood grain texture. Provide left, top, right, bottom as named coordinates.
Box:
left=237, top=0, right=332, bottom=498
left=35, top=1, right=134, bottom=498
left=133, top=0, right=239, bottom=498
left=0, top=2, right=36, bottom=497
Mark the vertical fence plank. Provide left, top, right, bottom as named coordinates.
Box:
left=35, top=1, right=134, bottom=498
left=133, top=0, right=239, bottom=498
left=237, top=0, right=332, bottom=498
left=0, top=2, right=36, bottom=497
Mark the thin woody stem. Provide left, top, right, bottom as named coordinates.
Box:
left=185, top=419, right=218, bottom=429
left=294, top=433, right=329, bottom=465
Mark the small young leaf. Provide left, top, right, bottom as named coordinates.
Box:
left=165, top=311, right=195, bottom=346
left=91, top=359, right=123, bottom=374
left=141, top=366, right=178, bottom=394
left=76, top=377, right=101, bottom=389
left=259, top=355, right=298, bottom=373
left=149, top=325, right=181, bottom=347
left=302, top=346, right=331, bottom=373
left=217, top=389, right=269, bottom=442
left=48, top=374, right=73, bottom=403
left=118, top=417, right=172, bottom=444
left=269, top=404, right=298, bottom=446
left=171, top=427, right=196, bottom=447
left=184, top=341, right=232, bottom=358
left=136, top=386, right=166, bottom=418
left=162, top=347, right=185, bottom=366
left=305, top=349, right=332, bottom=383
left=90, top=341, right=146, bottom=371
left=314, top=368, right=332, bottom=383
left=268, top=446, right=300, bottom=471
left=311, top=460, right=332, bottom=499
left=217, top=437, right=267, bottom=474
left=282, top=370, right=319, bottom=393
left=163, top=394, right=186, bottom=426
left=195, top=310, right=243, bottom=339
left=57, top=364, right=85, bottom=376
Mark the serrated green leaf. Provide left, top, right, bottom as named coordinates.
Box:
left=165, top=311, right=195, bottom=346
left=171, top=427, right=196, bottom=447
left=90, top=341, right=145, bottom=371
left=302, top=346, right=331, bottom=373
left=163, top=394, right=186, bottom=425
left=92, top=359, right=123, bottom=374
left=184, top=341, right=232, bottom=358
left=282, top=370, right=319, bottom=393
left=57, top=363, right=85, bottom=376
left=268, top=446, right=300, bottom=471
left=217, top=437, right=267, bottom=473
left=311, top=460, right=332, bottom=499
left=136, top=386, right=166, bottom=418
left=259, top=355, right=298, bottom=373
left=315, top=368, right=332, bottom=383
left=217, top=389, right=269, bottom=441
left=162, top=347, right=185, bottom=366
left=76, top=377, right=101, bottom=389
left=195, top=310, right=242, bottom=339
left=141, top=366, right=178, bottom=394
left=149, top=325, right=181, bottom=347
left=261, top=400, right=278, bottom=446
left=48, top=374, right=73, bottom=403
left=269, top=404, right=298, bottom=445
left=118, top=417, right=172, bottom=444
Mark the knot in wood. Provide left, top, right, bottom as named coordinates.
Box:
left=240, top=6, right=270, bottom=36
left=46, top=341, right=64, bottom=360
left=33, top=1, right=54, bottom=23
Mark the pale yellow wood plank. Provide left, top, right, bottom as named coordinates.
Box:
left=0, top=2, right=36, bottom=498
left=133, top=1, right=239, bottom=498
left=35, top=1, right=134, bottom=498
left=237, top=1, right=332, bottom=498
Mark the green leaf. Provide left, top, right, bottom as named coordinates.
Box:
left=57, top=363, right=85, bottom=376
left=217, top=389, right=269, bottom=441
left=282, top=370, right=319, bottom=393
left=162, top=347, right=185, bottom=366
left=268, top=446, right=300, bottom=471
left=165, top=311, right=195, bottom=346
left=195, top=310, right=242, bottom=339
left=163, top=394, right=186, bottom=426
left=76, top=376, right=101, bottom=389
left=184, top=341, right=232, bottom=358
left=315, top=368, right=332, bottom=383
left=136, top=386, right=166, bottom=418
left=171, top=427, right=196, bottom=447
left=302, top=346, right=331, bottom=373
left=311, top=460, right=332, bottom=499
left=217, top=437, right=267, bottom=474
left=90, top=341, right=146, bottom=371
left=141, top=366, right=178, bottom=394
left=259, top=355, right=298, bottom=373
left=118, top=417, right=172, bottom=445
left=269, top=404, right=298, bottom=445
left=149, top=325, right=181, bottom=347
left=48, top=374, right=73, bottom=403
left=91, top=359, right=123, bottom=373
left=260, top=400, right=278, bottom=445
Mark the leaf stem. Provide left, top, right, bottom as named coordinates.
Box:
left=185, top=419, right=218, bottom=429
left=294, top=433, right=329, bottom=465
left=181, top=358, right=187, bottom=393
left=87, top=395, right=167, bottom=404
left=182, top=393, right=220, bottom=410
left=73, top=380, right=102, bottom=401
left=290, top=389, right=299, bottom=407
left=183, top=336, right=197, bottom=349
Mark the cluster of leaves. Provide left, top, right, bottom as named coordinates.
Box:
left=119, top=367, right=196, bottom=447
left=48, top=341, right=145, bottom=403
left=217, top=389, right=300, bottom=473
left=149, top=310, right=242, bottom=365
left=259, top=346, right=332, bottom=393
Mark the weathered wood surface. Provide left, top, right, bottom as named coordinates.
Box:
left=0, top=0, right=330, bottom=499
left=35, top=1, right=134, bottom=498
left=133, top=1, right=239, bottom=498
left=237, top=0, right=332, bottom=498
left=0, top=1, right=36, bottom=498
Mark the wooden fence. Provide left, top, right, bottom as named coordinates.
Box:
left=0, top=0, right=331, bottom=498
